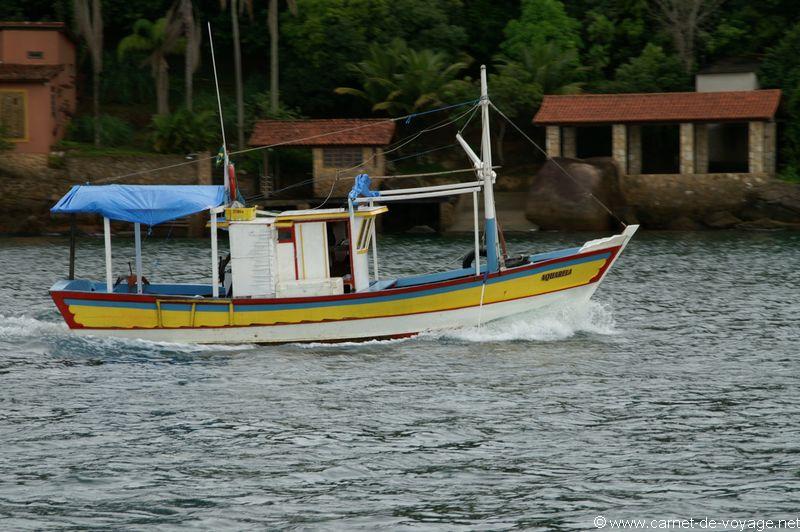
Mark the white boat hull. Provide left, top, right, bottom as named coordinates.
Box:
left=71, top=283, right=596, bottom=344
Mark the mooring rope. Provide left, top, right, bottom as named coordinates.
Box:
left=490, top=102, right=627, bottom=229
left=90, top=100, right=480, bottom=185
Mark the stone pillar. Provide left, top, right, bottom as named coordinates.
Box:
left=694, top=123, right=709, bottom=174
left=545, top=126, right=561, bottom=158
left=679, top=123, right=695, bottom=175
left=612, top=124, right=627, bottom=173
left=627, top=125, right=641, bottom=175
left=764, top=121, right=777, bottom=175
left=749, top=121, right=765, bottom=174
left=562, top=126, right=576, bottom=158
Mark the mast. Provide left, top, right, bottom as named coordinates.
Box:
left=479, top=65, right=500, bottom=272
left=208, top=23, right=232, bottom=204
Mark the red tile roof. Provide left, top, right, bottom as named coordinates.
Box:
left=0, top=64, right=63, bottom=82
left=532, top=90, right=782, bottom=125
left=0, top=21, right=65, bottom=29
left=249, top=119, right=396, bottom=147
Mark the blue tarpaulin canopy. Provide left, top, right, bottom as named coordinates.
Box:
left=51, top=185, right=226, bottom=226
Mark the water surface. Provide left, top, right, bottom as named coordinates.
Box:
left=1, top=231, right=799, bottom=530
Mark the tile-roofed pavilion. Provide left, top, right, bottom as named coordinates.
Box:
left=532, top=90, right=780, bottom=177
left=248, top=119, right=396, bottom=198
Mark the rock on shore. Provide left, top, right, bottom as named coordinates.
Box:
left=525, top=156, right=800, bottom=231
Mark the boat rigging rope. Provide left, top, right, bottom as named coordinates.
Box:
left=90, top=100, right=480, bottom=185
left=489, top=102, right=627, bottom=229
left=246, top=102, right=482, bottom=208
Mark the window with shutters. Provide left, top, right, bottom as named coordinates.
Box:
left=322, top=147, right=362, bottom=168
left=0, top=91, right=26, bottom=140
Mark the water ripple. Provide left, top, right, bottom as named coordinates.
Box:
left=1, top=232, right=799, bottom=529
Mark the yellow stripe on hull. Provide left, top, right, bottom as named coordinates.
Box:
left=66, top=257, right=608, bottom=330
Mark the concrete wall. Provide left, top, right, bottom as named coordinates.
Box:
left=3, top=83, right=57, bottom=153
left=312, top=146, right=385, bottom=197
left=622, top=172, right=769, bottom=227
left=0, top=152, right=211, bottom=234
left=695, top=72, right=758, bottom=92
left=0, top=29, right=61, bottom=63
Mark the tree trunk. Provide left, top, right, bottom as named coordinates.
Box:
left=269, top=0, right=279, bottom=112
left=232, top=0, right=245, bottom=148
left=92, top=68, right=101, bottom=146
left=496, top=120, right=506, bottom=165
left=86, top=0, right=103, bottom=146
left=156, top=57, right=170, bottom=115
left=182, top=0, right=193, bottom=111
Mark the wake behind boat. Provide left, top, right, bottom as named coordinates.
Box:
left=48, top=66, right=638, bottom=344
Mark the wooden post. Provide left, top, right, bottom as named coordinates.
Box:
left=369, top=201, right=379, bottom=281
left=103, top=217, right=113, bottom=293
left=211, top=209, right=219, bottom=298
left=473, top=190, right=480, bottom=276
left=68, top=214, right=76, bottom=280
left=134, top=222, right=143, bottom=294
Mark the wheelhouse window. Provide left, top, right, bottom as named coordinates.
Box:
left=0, top=91, right=26, bottom=139
left=322, top=147, right=362, bottom=168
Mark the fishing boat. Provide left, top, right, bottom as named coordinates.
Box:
left=49, top=66, right=638, bottom=344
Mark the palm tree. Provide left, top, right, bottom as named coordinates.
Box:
left=168, top=0, right=202, bottom=111
left=497, top=43, right=584, bottom=97
left=334, top=39, right=408, bottom=112
left=73, top=0, right=103, bottom=146
left=118, top=18, right=183, bottom=116
left=491, top=42, right=585, bottom=161
left=267, top=0, right=298, bottom=112
left=335, top=39, right=469, bottom=116
left=219, top=0, right=249, bottom=149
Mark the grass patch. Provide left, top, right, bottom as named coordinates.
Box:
left=54, top=140, right=159, bottom=158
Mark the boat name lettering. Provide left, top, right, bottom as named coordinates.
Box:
left=541, top=268, right=572, bottom=281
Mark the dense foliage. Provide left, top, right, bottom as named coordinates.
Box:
left=150, top=108, right=217, bottom=153
left=7, top=0, right=800, bottom=169
left=66, top=115, right=135, bottom=147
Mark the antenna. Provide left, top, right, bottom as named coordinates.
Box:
left=207, top=22, right=230, bottom=196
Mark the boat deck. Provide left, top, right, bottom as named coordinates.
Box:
left=51, top=246, right=583, bottom=299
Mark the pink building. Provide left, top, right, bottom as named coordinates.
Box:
left=0, top=22, right=76, bottom=153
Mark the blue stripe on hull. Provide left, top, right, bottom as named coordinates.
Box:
left=64, top=252, right=610, bottom=312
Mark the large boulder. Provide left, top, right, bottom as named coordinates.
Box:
left=525, top=157, right=623, bottom=231
left=742, top=180, right=800, bottom=223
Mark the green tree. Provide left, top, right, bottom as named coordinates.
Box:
left=334, top=39, right=409, bottom=113
left=652, top=0, right=724, bottom=73
left=491, top=43, right=584, bottom=161
left=267, top=0, right=299, bottom=113
left=168, top=0, right=201, bottom=111
left=500, top=0, right=581, bottom=60
left=219, top=0, right=248, bottom=149
left=151, top=108, right=217, bottom=153
left=610, top=43, right=690, bottom=93
left=335, top=39, right=470, bottom=116
left=280, top=0, right=467, bottom=114
left=704, top=0, right=800, bottom=62
left=118, top=17, right=183, bottom=115
left=761, top=22, right=800, bottom=169
left=73, top=0, right=103, bottom=146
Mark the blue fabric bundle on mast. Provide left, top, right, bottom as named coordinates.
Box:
left=348, top=173, right=380, bottom=201
left=51, top=185, right=227, bottom=226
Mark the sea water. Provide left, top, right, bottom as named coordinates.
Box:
left=0, top=231, right=798, bottom=529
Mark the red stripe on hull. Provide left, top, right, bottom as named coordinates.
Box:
left=50, top=246, right=620, bottom=330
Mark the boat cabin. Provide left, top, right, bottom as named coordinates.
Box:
left=224, top=206, right=387, bottom=298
